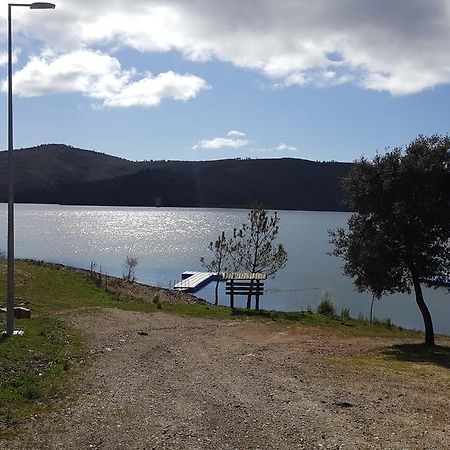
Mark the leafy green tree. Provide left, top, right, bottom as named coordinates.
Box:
left=200, top=232, right=229, bottom=305
left=330, top=135, right=450, bottom=346
left=228, top=204, right=288, bottom=309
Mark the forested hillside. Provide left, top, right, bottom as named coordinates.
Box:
left=0, top=144, right=352, bottom=211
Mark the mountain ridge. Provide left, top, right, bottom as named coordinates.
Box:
left=0, top=144, right=353, bottom=211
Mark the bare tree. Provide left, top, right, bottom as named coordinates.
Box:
left=200, top=232, right=229, bottom=305
left=122, top=256, right=138, bottom=282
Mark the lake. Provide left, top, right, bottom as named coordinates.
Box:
left=0, top=204, right=448, bottom=335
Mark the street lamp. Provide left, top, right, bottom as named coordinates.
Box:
left=5, top=2, right=55, bottom=337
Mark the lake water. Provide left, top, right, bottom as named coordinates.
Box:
left=0, top=204, right=448, bottom=335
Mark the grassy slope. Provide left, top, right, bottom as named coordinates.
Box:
left=0, top=260, right=448, bottom=428
left=0, top=261, right=120, bottom=427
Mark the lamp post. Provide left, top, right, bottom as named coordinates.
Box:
left=6, top=2, right=55, bottom=337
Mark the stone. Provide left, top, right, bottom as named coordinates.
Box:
left=14, top=307, right=32, bottom=319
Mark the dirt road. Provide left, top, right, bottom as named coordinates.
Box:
left=2, top=309, right=449, bottom=449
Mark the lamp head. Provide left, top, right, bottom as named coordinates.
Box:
left=29, top=2, right=55, bottom=9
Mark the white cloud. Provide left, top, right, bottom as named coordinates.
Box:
left=194, top=130, right=249, bottom=150
left=227, top=130, right=247, bottom=138
left=277, top=143, right=298, bottom=152
left=104, top=71, right=210, bottom=108
left=2, top=50, right=209, bottom=107
left=2, top=0, right=450, bottom=95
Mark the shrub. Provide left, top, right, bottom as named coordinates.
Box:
left=317, top=289, right=336, bottom=317
left=153, top=295, right=162, bottom=310
left=340, top=308, right=351, bottom=321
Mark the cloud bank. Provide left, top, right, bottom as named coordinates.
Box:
left=2, top=0, right=450, bottom=97
left=2, top=50, right=209, bottom=107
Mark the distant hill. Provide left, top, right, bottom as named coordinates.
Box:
left=0, top=144, right=139, bottom=204
left=0, top=144, right=353, bottom=211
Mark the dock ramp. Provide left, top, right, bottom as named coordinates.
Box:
left=174, top=272, right=216, bottom=293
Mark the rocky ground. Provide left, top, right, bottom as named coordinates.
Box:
left=1, top=307, right=449, bottom=450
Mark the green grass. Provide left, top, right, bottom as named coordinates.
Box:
left=160, top=303, right=419, bottom=339
left=0, top=316, right=84, bottom=428
left=382, top=343, right=450, bottom=369
left=1, top=260, right=123, bottom=313
left=334, top=343, right=450, bottom=380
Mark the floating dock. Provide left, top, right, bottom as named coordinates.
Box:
left=173, top=271, right=268, bottom=293
left=173, top=272, right=217, bottom=293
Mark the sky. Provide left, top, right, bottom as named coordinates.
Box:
left=1, top=0, right=450, bottom=162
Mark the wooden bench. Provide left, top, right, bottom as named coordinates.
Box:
left=224, top=274, right=266, bottom=310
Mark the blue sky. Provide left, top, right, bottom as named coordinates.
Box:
left=1, top=0, right=450, bottom=162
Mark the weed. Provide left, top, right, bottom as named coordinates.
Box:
left=372, top=317, right=393, bottom=328
left=317, top=289, right=336, bottom=317
left=340, top=308, right=351, bottom=321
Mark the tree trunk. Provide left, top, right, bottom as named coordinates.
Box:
left=410, top=268, right=435, bottom=346
left=255, top=280, right=261, bottom=311
left=370, top=294, right=375, bottom=323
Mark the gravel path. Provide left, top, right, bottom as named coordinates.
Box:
left=2, top=309, right=449, bottom=450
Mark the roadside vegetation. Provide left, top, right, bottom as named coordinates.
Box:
left=0, top=259, right=448, bottom=431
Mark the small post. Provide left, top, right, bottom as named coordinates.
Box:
left=230, top=280, right=234, bottom=309
left=246, top=279, right=254, bottom=309
left=255, top=280, right=260, bottom=311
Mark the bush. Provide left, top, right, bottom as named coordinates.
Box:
left=340, top=308, right=351, bottom=321
left=373, top=317, right=392, bottom=329
left=153, top=295, right=162, bottom=310
left=317, top=289, right=336, bottom=317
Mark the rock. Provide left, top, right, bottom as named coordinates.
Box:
left=14, top=306, right=32, bottom=319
